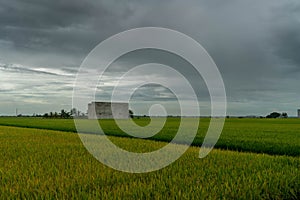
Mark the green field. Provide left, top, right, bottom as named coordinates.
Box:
left=0, top=125, right=299, bottom=199
left=0, top=117, right=299, bottom=156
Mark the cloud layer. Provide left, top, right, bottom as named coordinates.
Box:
left=0, top=0, right=299, bottom=116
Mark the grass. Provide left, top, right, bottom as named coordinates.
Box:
left=0, top=126, right=299, bottom=199
left=0, top=117, right=299, bottom=156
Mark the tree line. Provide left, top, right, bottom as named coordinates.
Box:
left=266, top=112, right=288, bottom=118
left=43, top=108, right=86, bottom=119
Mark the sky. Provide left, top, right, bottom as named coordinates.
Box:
left=0, top=0, right=299, bottom=116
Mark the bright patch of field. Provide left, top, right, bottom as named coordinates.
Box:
left=0, top=126, right=299, bottom=199
left=0, top=117, right=299, bottom=156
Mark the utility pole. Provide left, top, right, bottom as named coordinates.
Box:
left=16, top=108, right=18, bottom=116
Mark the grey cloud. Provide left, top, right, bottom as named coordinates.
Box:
left=0, top=62, right=74, bottom=76
left=0, top=0, right=300, bottom=115
left=130, top=84, right=177, bottom=102
left=0, top=0, right=135, bottom=56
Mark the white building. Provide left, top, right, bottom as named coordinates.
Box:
left=88, top=102, right=129, bottom=119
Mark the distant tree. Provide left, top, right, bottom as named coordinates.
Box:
left=281, top=112, right=288, bottom=118
left=70, top=108, right=77, bottom=117
left=266, top=112, right=281, bottom=118
left=60, top=109, right=71, bottom=118
left=43, top=109, right=81, bottom=119
left=129, top=110, right=134, bottom=118
left=60, top=109, right=65, bottom=118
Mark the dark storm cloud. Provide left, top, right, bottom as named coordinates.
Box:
left=269, top=3, right=300, bottom=72
left=1, top=0, right=300, bottom=73
left=0, top=0, right=299, bottom=115
left=0, top=0, right=135, bottom=56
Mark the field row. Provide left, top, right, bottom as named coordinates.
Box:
left=0, top=126, right=299, bottom=199
left=0, top=117, right=299, bottom=156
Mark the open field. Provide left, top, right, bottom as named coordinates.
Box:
left=0, top=126, right=299, bottom=199
left=0, top=117, right=299, bottom=156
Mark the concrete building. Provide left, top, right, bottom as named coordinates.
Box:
left=298, top=109, right=300, bottom=118
left=88, top=102, right=129, bottom=119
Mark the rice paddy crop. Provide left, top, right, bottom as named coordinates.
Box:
left=0, top=117, right=299, bottom=156
left=0, top=126, right=299, bottom=199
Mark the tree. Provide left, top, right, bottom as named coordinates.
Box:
left=281, top=112, right=288, bottom=118
left=129, top=110, right=134, bottom=118
left=60, top=109, right=70, bottom=118
left=266, top=112, right=281, bottom=118
left=70, top=108, right=77, bottom=117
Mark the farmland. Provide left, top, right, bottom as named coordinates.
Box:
left=0, top=117, right=299, bottom=156
left=0, top=125, right=299, bottom=199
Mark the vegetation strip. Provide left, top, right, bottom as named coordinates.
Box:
left=0, top=117, right=299, bottom=157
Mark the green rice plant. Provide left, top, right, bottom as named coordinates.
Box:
left=0, top=126, right=299, bottom=199
left=0, top=117, right=299, bottom=156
